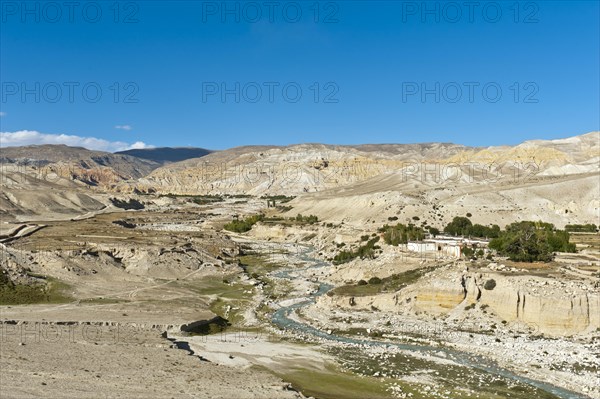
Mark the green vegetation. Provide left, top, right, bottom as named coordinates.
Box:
left=484, top=279, right=497, bottom=290
left=160, top=193, right=252, bottom=204
left=190, top=195, right=224, bottom=205
left=262, top=194, right=295, bottom=207
left=0, top=274, right=72, bottom=305
left=293, top=214, right=319, bottom=224
left=378, top=223, right=425, bottom=246
left=277, top=365, right=392, bottom=399
left=331, top=266, right=435, bottom=297
left=444, top=216, right=500, bottom=238
left=427, top=226, right=440, bottom=236
left=565, top=224, right=598, bottom=233
left=368, top=276, right=382, bottom=284
left=489, top=221, right=576, bottom=262
left=324, top=346, right=561, bottom=399
left=444, top=216, right=473, bottom=236
left=462, top=246, right=475, bottom=258
left=333, top=237, right=380, bottom=265
left=179, top=275, right=255, bottom=325
left=223, top=214, right=264, bottom=233
left=238, top=254, right=282, bottom=277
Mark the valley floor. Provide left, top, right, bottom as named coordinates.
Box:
left=1, top=197, right=598, bottom=399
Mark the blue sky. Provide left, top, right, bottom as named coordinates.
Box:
left=1, top=1, right=598, bottom=151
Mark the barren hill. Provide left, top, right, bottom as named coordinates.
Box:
left=0, top=144, right=159, bottom=186
left=125, top=132, right=599, bottom=195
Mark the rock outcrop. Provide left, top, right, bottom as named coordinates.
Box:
left=320, top=267, right=600, bottom=337
left=408, top=271, right=600, bottom=336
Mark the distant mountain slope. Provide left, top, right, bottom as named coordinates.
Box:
left=125, top=142, right=474, bottom=195
left=126, top=133, right=599, bottom=196
left=0, top=144, right=160, bottom=186
left=116, top=147, right=213, bottom=164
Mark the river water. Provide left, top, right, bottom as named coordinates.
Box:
left=270, top=247, right=589, bottom=399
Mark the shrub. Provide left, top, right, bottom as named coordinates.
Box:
left=333, top=250, right=355, bottom=265
left=462, top=246, right=475, bottom=258
left=224, top=214, right=264, bottom=233
left=357, top=280, right=368, bottom=286
left=333, top=237, right=380, bottom=265
left=360, top=235, right=370, bottom=241
left=294, top=214, right=319, bottom=224
left=368, top=277, right=382, bottom=285
left=484, top=279, right=496, bottom=290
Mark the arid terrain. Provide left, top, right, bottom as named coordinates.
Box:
left=1, top=132, right=599, bottom=399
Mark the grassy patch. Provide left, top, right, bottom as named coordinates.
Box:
left=209, top=297, right=247, bottom=325
left=178, top=276, right=255, bottom=326
left=239, top=254, right=284, bottom=277
left=331, top=266, right=437, bottom=297
left=0, top=277, right=72, bottom=305
left=186, top=277, right=251, bottom=301
left=278, top=365, right=392, bottom=399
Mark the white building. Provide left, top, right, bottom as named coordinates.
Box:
left=406, top=235, right=489, bottom=259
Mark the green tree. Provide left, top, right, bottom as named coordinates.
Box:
left=427, top=226, right=440, bottom=236
left=444, top=216, right=473, bottom=236
left=489, top=221, right=575, bottom=262
left=379, top=223, right=425, bottom=246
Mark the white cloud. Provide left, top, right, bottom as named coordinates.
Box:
left=115, top=124, right=133, bottom=131
left=0, top=130, right=152, bottom=152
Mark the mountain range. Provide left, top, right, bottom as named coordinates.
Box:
left=1, top=132, right=598, bottom=227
